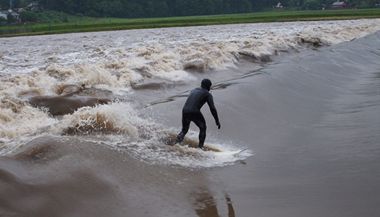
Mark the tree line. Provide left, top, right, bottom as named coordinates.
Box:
left=1, top=0, right=379, bottom=18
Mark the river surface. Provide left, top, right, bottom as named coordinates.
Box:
left=0, top=20, right=380, bottom=217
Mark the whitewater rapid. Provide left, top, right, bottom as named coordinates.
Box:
left=1, top=19, right=380, bottom=167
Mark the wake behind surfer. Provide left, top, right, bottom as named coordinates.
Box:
left=176, top=79, right=221, bottom=149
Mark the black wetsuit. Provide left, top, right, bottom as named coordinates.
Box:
left=177, top=87, right=220, bottom=148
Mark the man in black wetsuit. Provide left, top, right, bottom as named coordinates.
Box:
left=176, top=79, right=221, bottom=149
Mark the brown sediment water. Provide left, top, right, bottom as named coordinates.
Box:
left=148, top=31, right=380, bottom=217
left=0, top=21, right=380, bottom=217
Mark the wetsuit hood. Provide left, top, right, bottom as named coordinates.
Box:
left=201, top=79, right=212, bottom=91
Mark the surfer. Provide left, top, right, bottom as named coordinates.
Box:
left=176, top=79, right=221, bottom=149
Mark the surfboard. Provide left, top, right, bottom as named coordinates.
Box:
left=163, top=133, right=222, bottom=152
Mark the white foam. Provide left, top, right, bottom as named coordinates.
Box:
left=1, top=19, right=380, bottom=88
left=0, top=100, right=252, bottom=168
left=115, top=139, right=253, bottom=169
left=0, top=105, right=57, bottom=139
left=1, top=19, right=380, bottom=167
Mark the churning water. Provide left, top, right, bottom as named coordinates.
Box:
left=0, top=19, right=380, bottom=217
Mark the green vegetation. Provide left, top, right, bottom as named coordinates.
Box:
left=33, top=0, right=380, bottom=17
left=1, top=0, right=380, bottom=18
left=19, top=11, right=70, bottom=23
left=1, top=8, right=379, bottom=37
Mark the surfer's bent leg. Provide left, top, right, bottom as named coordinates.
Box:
left=193, top=113, right=207, bottom=148
left=177, top=112, right=191, bottom=143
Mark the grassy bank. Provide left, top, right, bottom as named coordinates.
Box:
left=1, top=8, right=380, bottom=37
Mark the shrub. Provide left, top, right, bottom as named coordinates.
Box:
left=20, top=11, right=39, bottom=22
left=304, top=0, right=321, bottom=10
left=0, top=16, right=6, bottom=24
left=7, top=14, right=17, bottom=24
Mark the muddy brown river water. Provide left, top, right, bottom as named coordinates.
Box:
left=1, top=20, right=380, bottom=217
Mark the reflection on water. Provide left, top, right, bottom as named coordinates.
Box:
left=226, top=195, right=236, bottom=217
left=194, top=191, right=235, bottom=217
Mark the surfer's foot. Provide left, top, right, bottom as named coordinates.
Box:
left=176, top=135, right=184, bottom=144
left=199, top=146, right=208, bottom=151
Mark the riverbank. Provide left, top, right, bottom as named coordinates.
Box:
left=1, top=8, right=380, bottom=37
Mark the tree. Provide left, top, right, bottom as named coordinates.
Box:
left=152, top=1, right=169, bottom=17
left=0, top=16, right=7, bottom=24
left=20, top=10, right=38, bottom=22
left=31, top=0, right=380, bottom=18
left=7, top=13, right=17, bottom=23
left=304, top=0, right=321, bottom=9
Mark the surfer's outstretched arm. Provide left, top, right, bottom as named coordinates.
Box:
left=207, top=94, right=221, bottom=129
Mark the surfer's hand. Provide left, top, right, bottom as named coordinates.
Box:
left=216, top=121, right=221, bottom=129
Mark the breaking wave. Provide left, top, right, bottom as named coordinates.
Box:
left=0, top=102, right=251, bottom=168
left=1, top=20, right=380, bottom=88
left=1, top=19, right=379, bottom=167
